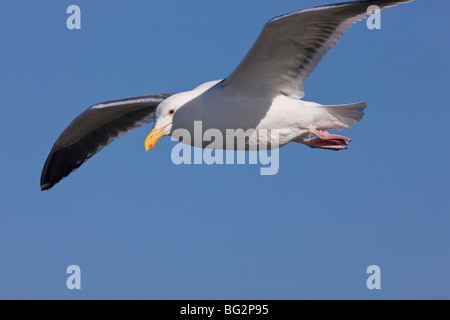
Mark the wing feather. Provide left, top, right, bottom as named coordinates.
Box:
left=41, top=93, right=173, bottom=191
left=223, top=0, right=413, bottom=98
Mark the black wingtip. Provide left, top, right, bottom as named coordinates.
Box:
left=40, top=183, right=51, bottom=192
left=40, top=143, right=86, bottom=192
left=40, top=149, right=58, bottom=191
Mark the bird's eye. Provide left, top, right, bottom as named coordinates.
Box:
left=168, top=109, right=175, bottom=115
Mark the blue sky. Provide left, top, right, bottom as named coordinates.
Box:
left=0, top=0, right=449, bottom=299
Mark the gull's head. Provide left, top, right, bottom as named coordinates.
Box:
left=144, top=80, right=222, bottom=151
left=144, top=92, right=192, bottom=151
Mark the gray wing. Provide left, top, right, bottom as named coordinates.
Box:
left=41, top=93, right=173, bottom=191
left=223, top=0, right=413, bottom=98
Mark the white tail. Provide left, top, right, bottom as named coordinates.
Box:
left=319, top=102, right=367, bottom=129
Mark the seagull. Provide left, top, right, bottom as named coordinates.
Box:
left=41, top=0, right=413, bottom=191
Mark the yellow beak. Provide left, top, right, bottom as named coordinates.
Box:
left=144, top=127, right=165, bottom=152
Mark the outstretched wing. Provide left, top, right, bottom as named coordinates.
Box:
left=223, top=0, right=413, bottom=98
left=41, top=93, right=173, bottom=191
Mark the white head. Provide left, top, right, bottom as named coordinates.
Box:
left=143, top=80, right=223, bottom=151
left=143, top=91, right=195, bottom=151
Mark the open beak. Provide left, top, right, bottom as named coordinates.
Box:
left=144, top=127, right=165, bottom=152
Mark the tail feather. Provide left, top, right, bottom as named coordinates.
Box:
left=319, top=102, right=367, bottom=128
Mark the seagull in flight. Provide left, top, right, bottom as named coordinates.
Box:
left=41, top=0, right=413, bottom=191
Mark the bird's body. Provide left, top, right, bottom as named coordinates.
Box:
left=161, top=79, right=365, bottom=149
left=41, top=0, right=414, bottom=191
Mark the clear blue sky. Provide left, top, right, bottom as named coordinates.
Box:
left=0, top=0, right=448, bottom=299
